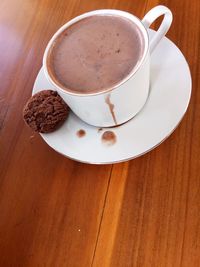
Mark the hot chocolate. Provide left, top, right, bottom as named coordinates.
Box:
left=47, top=15, right=145, bottom=94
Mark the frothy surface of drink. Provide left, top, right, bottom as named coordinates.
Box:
left=47, top=15, right=144, bottom=94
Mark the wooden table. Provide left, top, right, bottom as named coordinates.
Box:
left=0, top=0, right=199, bottom=266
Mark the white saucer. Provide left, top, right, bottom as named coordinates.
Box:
left=33, top=30, right=191, bottom=164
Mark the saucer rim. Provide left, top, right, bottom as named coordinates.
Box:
left=40, top=110, right=188, bottom=165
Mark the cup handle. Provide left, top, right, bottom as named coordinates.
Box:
left=142, top=5, right=173, bottom=54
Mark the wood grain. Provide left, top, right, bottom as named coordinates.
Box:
left=0, top=0, right=200, bottom=266
left=94, top=0, right=200, bottom=266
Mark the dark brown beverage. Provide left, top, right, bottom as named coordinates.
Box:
left=47, top=15, right=145, bottom=94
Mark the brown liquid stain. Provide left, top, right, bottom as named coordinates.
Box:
left=76, top=129, right=86, bottom=138
left=101, top=131, right=117, bottom=146
left=105, top=94, right=117, bottom=125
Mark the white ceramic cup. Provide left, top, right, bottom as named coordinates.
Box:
left=43, top=5, right=173, bottom=127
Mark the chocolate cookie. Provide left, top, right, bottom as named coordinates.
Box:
left=23, top=90, right=69, bottom=133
